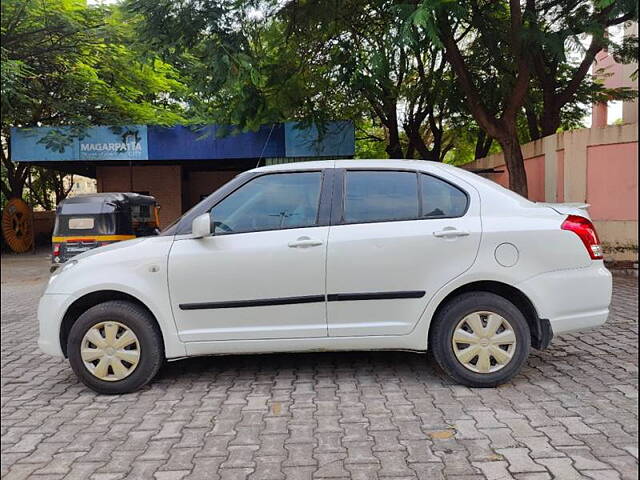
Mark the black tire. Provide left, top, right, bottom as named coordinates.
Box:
left=430, top=292, right=530, bottom=387
left=67, top=300, right=164, bottom=394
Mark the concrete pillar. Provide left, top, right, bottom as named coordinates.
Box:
left=562, top=129, right=589, bottom=203
left=623, top=99, right=638, bottom=125
left=543, top=134, right=558, bottom=202
left=622, top=22, right=638, bottom=125
left=592, top=102, right=608, bottom=128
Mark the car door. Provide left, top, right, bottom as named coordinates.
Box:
left=326, top=167, right=481, bottom=336
left=168, top=170, right=331, bottom=342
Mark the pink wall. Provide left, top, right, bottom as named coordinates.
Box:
left=487, top=143, right=637, bottom=217
left=465, top=125, right=637, bottom=260
left=489, top=155, right=546, bottom=202
left=556, top=150, right=564, bottom=202
left=586, top=142, right=638, bottom=221
left=525, top=155, right=546, bottom=202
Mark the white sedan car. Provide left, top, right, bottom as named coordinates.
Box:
left=38, top=160, right=612, bottom=394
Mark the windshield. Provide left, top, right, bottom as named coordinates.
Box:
left=160, top=204, right=197, bottom=236
left=160, top=170, right=253, bottom=236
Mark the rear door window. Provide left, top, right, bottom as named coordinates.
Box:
left=420, top=174, right=468, bottom=218
left=343, top=171, right=418, bottom=223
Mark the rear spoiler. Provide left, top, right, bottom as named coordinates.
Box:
left=537, top=202, right=591, bottom=219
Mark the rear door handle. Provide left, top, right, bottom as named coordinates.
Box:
left=433, top=228, right=470, bottom=239
left=288, top=236, right=323, bottom=248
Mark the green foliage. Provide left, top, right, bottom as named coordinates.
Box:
left=2, top=0, right=638, bottom=202
left=355, top=120, right=389, bottom=159
left=127, top=0, right=476, bottom=160
left=613, top=34, right=639, bottom=80
left=525, top=0, right=638, bottom=136
left=1, top=0, right=192, bottom=201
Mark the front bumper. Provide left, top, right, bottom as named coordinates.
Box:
left=37, top=294, right=70, bottom=357
left=518, top=263, right=612, bottom=336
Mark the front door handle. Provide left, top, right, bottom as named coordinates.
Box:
left=433, top=228, right=470, bottom=239
left=288, top=236, right=323, bottom=248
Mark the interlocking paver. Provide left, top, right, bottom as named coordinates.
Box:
left=1, top=254, right=638, bottom=479
left=496, top=448, right=546, bottom=474
left=473, top=461, right=514, bottom=480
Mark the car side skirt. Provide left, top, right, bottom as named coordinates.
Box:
left=182, top=334, right=430, bottom=357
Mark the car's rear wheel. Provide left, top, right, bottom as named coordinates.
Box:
left=430, top=292, right=530, bottom=387
left=67, top=300, right=164, bottom=394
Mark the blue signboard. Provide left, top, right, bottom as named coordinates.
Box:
left=10, top=127, right=81, bottom=161
left=11, top=121, right=354, bottom=162
left=79, top=126, right=148, bottom=161
left=11, top=125, right=148, bottom=161
left=148, top=124, right=285, bottom=160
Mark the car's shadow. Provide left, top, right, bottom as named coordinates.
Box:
left=154, top=350, right=453, bottom=385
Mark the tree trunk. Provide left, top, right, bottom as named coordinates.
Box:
left=406, top=128, right=433, bottom=161
left=435, top=4, right=531, bottom=195
left=525, top=103, right=541, bottom=140
left=385, top=138, right=404, bottom=159
left=430, top=126, right=442, bottom=162
left=539, top=104, right=561, bottom=137
left=405, top=142, right=416, bottom=160
left=55, top=172, right=73, bottom=206
left=474, top=130, right=493, bottom=159
left=384, top=110, right=405, bottom=158
left=496, top=133, right=528, bottom=198
left=1, top=160, right=28, bottom=200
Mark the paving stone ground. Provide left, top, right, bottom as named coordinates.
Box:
left=1, top=252, right=638, bottom=479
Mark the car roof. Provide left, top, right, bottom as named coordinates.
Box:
left=252, top=159, right=444, bottom=173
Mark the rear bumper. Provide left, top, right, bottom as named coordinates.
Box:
left=518, top=263, right=612, bottom=336
left=37, top=294, right=69, bottom=357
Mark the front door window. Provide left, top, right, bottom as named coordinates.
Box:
left=210, top=172, right=322, bottom=234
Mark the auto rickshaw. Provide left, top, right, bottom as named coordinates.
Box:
left=51, top=193, right=160, bottom=270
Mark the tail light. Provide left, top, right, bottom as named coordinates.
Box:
left=561, top=215, right=603, bottom=260
left=98, top=241, right=111, bottom=247
left=52, top=243, right=60, bottom=256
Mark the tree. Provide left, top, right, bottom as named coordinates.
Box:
left=126, top=0, right=276, bottom=128
left=128, top=0, right=474, bottom=161
left=416, top=0, right=638, bottom=195
left=529, top=0, right=638, bottom=137
left=126, top=0, right=638, bottom=194
left=28, top=169, right=74, bottom=211
left=410, top=0, right=535, bottom=196
left=1, top=0, right=189, bottom=202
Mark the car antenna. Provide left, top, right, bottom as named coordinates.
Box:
left=256, top=123, right=276, bottom=168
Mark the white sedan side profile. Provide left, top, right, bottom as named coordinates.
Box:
left=38, top=160, right=613, bottom=394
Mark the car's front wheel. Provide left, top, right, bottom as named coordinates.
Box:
left=430, top=292, right=530, bottom=387
left=67, top=300, right=164, bottom=394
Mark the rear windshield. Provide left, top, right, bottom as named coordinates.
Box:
left=57, top=202, right=118, bottom=215
left=53, top=214, right=117, bottom=237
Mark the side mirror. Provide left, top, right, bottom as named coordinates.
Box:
left=191, top=213, right=212, bottom=238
